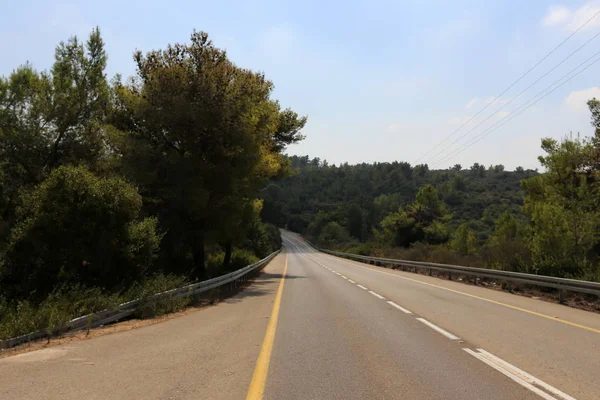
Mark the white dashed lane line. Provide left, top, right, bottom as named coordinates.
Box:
left=417, top=318, right=460, bottom=340
left=463, top=349, right=575, bottom=400
left=387, top=301, right=412, bottom=314
left=357, top=284, right=368, bottom=290
left=348, top=279, right=356, bottom=284
left=368, top=290, right=386, bottom=300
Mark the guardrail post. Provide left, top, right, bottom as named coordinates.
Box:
left=559, top=289, right=565, bottom=304
left=448, top=272, right=452, bottom=280
left=428, top=268, right=432, bottom=276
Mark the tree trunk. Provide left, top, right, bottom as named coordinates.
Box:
left=192, top=230, right=206, bottom=279
left=223, top=240, right=233, bottom=267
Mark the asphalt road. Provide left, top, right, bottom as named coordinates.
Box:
left=0, top=256, right=287, bottom=400
left=1, top=231, right=598, bottom=399
left=277, top=231, right=600, bottom=400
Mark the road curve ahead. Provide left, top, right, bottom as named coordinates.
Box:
left=1, top=231, right=598, bottom=399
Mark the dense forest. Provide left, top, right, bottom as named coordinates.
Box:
left=264, top=103, right=600, bottom=283
left=0, top=29, right=305, bottom=338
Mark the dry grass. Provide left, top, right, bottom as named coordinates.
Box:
left=0, top=275, right=258, bottom=359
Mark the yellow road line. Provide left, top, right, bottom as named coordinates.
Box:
left=330, top=255, right=600, bottom=335
left=246, top=254, right=288, bottom=400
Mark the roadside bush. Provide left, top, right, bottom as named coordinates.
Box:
left=206, top=248, right=261, bottom=276
left=318, top=221, right=349, bottom=248
left=121, top=274, right=189, bottom=320
left=228, top=249, right=259, bottom=271
left=1, top=165, right=161, bottom=301
left=206, top=251, right=225, bottom=277
left=123, top=274, right=188, bottom=302
left=0, top=298, right=39, bottom=340
left=344, top=242, right=375, bottom=256
left=244, top=222, right=281, bottom=258
left=0, top=286, right=122, bottom=340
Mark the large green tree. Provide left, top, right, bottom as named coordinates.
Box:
left=522, top=133, right=600, bottom=277
left=379, top=184, right=449, bottom=247
left=110, top=31, right=305, bottom=277
left=0, top=28, right=110, bottom=242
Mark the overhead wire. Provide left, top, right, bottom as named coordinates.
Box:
left=426, top=29, right=600, bottom=165
left=432, top=50, right=600, bottom=168
left=313, top=12, right=600, bottom=205
left=413, top=9, right=600, bottom=164
left=367, top=45, right=600, bottom=199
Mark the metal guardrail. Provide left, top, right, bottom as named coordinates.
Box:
left=0, top=249, right=280, bottom=350
left=318, top=248, right=600, bottom=299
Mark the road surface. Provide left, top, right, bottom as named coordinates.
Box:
left=1, top=231, right=599, bottom=399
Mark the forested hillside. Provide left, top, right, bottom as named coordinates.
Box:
left=0, top=29, right=305, bottom=338
left=263, top=159, right=537, bottom=240
left=263, top=103, right=600, bottom=283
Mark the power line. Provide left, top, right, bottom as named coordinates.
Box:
left=366, top=48, right=600, bottom=199
left=323, top=18, right=600, bottom=204
left=359, top=49, right=600, bottom=201
left=413, top=9, right=600, bottom=164
left=426, top=30, right=600, bottom=166
left=432, top=50, right=600, bottom=168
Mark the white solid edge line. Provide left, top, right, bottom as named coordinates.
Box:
left=386, top=301, right=412, bottom=314
left=357, top=284, right=368, bottom=290
left=348, top=279, right=356, bottom=284
left=476, top=349, right=576, bottom=400
left=416, top=318, right=460, bottom=340
left=368, top=290, right=386, bottom=300
left=463, top=349, right=557, bottom=400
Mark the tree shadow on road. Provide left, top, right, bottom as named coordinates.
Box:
left=220, top=271, right=305, bottom=304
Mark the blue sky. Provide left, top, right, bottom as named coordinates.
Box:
left=2, top=0, right=600, bottom=170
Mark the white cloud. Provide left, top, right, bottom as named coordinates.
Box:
left=564, top=87, right=600, bottom=112
left=465, top=98, right=477, bottom=109
left=542, top=2, right=600, bottom=32
left=543, top=5, right=570, bottom=26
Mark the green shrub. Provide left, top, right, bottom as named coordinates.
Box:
left=229, top=249, right=259, bottom=271
left=206, top=251, right=225, bottom=277
left=0, top=299, right=39, bottom=340
left=345, top=243, right=375, bottom=256
left=0, top=286, right=122, bottom=340
left=245, top=222, right=281, bottom=258
left=1, top=165, right=161, bottom=300
left=124, top=274, right=189, bottom=319
left=318, top=222, right=349, bottom=247
left=123, top=274, right=188, bottom=302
